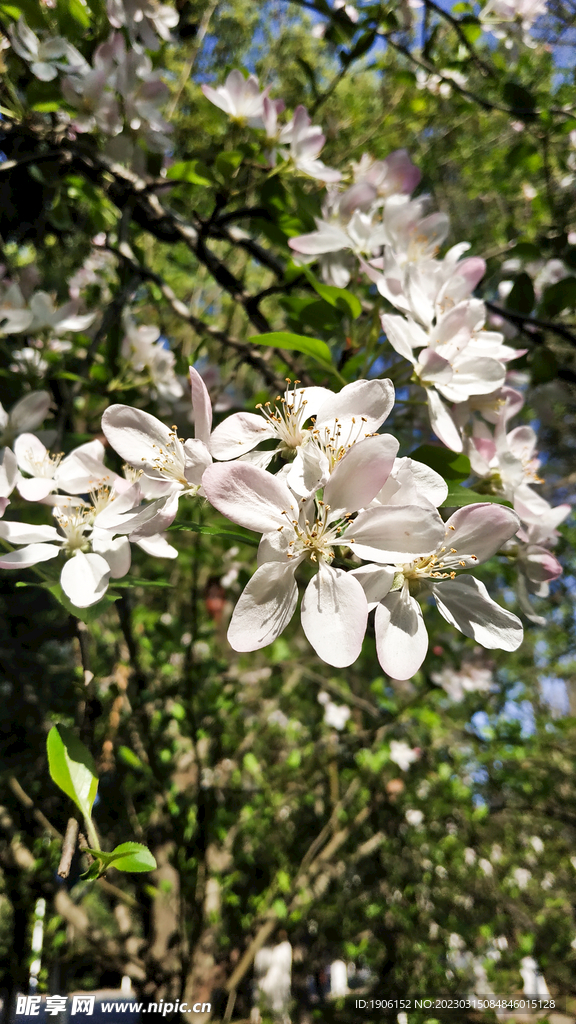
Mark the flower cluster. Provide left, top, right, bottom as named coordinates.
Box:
left=1, top=370, right=527, bottom=680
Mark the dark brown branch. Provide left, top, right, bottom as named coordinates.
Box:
left=485, top=300, right=576, bottom=348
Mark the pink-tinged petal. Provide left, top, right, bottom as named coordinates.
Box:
left=522, top=546, right=562, bottom=584
left=316, top=378, right=395, bottom=434
left=134, top=533, right=178, bottom=559
left=380, top=314, right=421, bottom=362
left=202, top=463, right=295, bottom=534
left=429, top=575, right=523, bottom=651
left=227, top=561, right=298, bottom=652
left=349, top=563, right=395, bottom=609
left=60, top=551, right=111, bottom=607
left=441, top=503, right=520, bottom=569
left=347, top=504, right=444, bottom=563
left=374, top=585, right=429, bottom=680
left=91, top=529, right=131, bottom=578
left=189, top=367, right=213, bottom=446
left=209, top=412, right=275, bottom=460
left=0, top=497, right=8, bottom=517
left=0, top=542, right=58, bottom=569
left=300, top=563, right=368, bottom=667
left=506, top=425, right=538, bottom=461
left=0, top=521, right=60, bottom=544
left=124, top=491, right=180, bottom=539
left=201, top=83, right=234, bottom=115
left=17, top=477, right=55, bottom=502
left=10, top=391, right=51, bottom=433
left=324, top=434, right=399, bottom=514
left=101, top=404, right=175, bottom=465
left=426, top=389, right=463, bottom=452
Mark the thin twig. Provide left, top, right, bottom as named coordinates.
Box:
left=57, top=818, right=79, bottom=879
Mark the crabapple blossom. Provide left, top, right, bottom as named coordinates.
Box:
left=202, top=450, right=446, bottom=667
left=431, top=661, right=494, bottom=701
left=209, top=377, right=395, bottom=498
left=351, top=150, right=421, bottom=198
left=202, top=70, right=270, bottom=125
left=0, top=282, right=34, bottom=335
left=106, top=0, right=179, bottom=49
left=27, top=292, right=96, bottom=335
left=121, top=320, right=184, bottom=400
left=8, top=17, right=88, bottom=81
left=351, top=503, right=523, bottom=679
left=389, top=740, right=419, bottom=771
left=381, top=300, right=521, bottom=451
left=278, top=106, right=341, bottom=183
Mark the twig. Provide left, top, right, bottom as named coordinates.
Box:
left=57, top=818, right=79, bottom=879
left=485, top=300, right=576, bottom=348
left=8, top=776, right=61, bottom=838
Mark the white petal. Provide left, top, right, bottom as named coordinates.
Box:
left=14, top=432, right=48, bottom=475
left=120, top=491, right=180, bottom=538
left=429, top=575, right=523, bottom=651
left=438, top=358, right=505, bottom=400
left=285, top=443, right=329, bottom=496
left=92, top=482, right=142, bottom=530
left=189, top=367, right=213, bottom=446
left=316, top=378, right=395, bottom=434
left=10, top=391, right=51, bottom=433
left=441, top=503, right=520, bottom=569
left=347, top=504, right=444, bottom=562
left=17, top=477, right=55, bottom=501
left=60, top=551, right=111, bottom=607
left=0, top=521, right=60, bottom=544
left=0, top=446, right=19, bottom=497
left=202, top=463, right=296, bottom=533
left=0, top=542, right=59, bottom=569
left=300, top=563, right=367, bottom=667
left=0, top=497, right=9, bottom=517
left=324, top=434, right=399, bottom=514
left=380, top=314, right=423, bottom=361
left=288, top=222, right=352, bottom=255
left=349, top=563, right=395, bottom=609
left=227, top=561, right=298, bottom=652
left=374, top=585, right=429, bottom=680
left=134, top=533, right=178, bottom=558
left=101, top=404, right=176, bottom=465
left=209, top=411, right=275, bottom=460
left=426, top=389, right=463, bottom=452
left=91, top=529, right=131, bottom=578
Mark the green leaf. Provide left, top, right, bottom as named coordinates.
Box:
left=409, top=445, right=471, bottom=482
left=538, top=277, right=576, bottom=317
left=247, top=331, right=333, bottom=369
left=172, top=521, right=259, bottom=547
left=215, top=150, right=244, bottom=180
left=87, top=842, right=157, bottom=874
left=506, top=272, right=535, bottom=315
left=530, top=348, right=558, bottom=385
left=441, top=484, right=512, bottom=508
left=117, top=746, right=145, bottom=771
left=166, top=160, right=213, bottom=186
left=302, top=268, right=362, bottom=319
left=45, top=582, right=119, bottom=624
left=47, top=725, right=98, bottom=820
left=503, top=81, right=536, bottom=115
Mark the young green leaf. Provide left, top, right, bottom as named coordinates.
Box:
left=441, top=484, right=512, bottom=508
left=409, top=445, right=471, bottom=482
left=47, top=726, right=98, bottom=819
left=247, top=331, right=333, bottom=369
left=87, top=842, right=157, bottom=874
